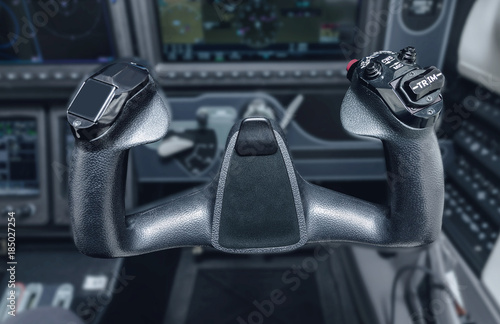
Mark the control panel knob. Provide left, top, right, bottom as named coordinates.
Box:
left=15, top=204, right=35, bottom=219
left=2, top=205, right=14, bottom=217
left=364, top=62, right=382, bottom=79
left=398, top=46, right=417, bottom=64
left=400, top=67, right=445, bottom=103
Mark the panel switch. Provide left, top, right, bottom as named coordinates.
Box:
left=402, top=67, right=444, bottom=102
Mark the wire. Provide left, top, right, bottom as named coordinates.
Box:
left=388, top=265, right=462, bottom=324
left=280, top=94, right=304, bottom=130
left=431, top=284, right=467, bottom=317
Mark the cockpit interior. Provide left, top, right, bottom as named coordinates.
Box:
left=1, top=1, right=500, bottom=323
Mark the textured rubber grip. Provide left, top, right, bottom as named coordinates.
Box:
left=307, top=76, right=444, bottom=246
left=69, top=78, right=211, bottom=257
left=68, top=74, right=444, bottom=257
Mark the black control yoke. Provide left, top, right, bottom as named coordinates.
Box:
left=67, top=48, right=445, bottom=258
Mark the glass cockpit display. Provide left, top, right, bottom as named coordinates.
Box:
left=157, top=0, right=359, bottom=62
left=0, top=0, right=116, bottom=64
left=0, top=118, right=39, bottom=196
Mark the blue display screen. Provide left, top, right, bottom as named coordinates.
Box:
left=0, top=0, right=116, bottom=64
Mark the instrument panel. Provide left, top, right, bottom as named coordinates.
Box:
left=0, top=118, right=39, bottom=196
left=0, top=0, right=457, bottom=88
left=134, top=0, right=380, bottom=87
left=156, top=0, right=358, bottom=62
left=0, top=0, right=131, bottom=88
left=0, top=0, right=116, bottom=64
left=0, top=109, right=48, bottom=226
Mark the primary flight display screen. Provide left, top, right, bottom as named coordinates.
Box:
left=156, top=0, right=359, bottom=62
left=0, top=118, right=39, bottom=196
left=0, top=0, right=116, bottom=64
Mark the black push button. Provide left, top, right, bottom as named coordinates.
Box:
left=403, top=67, right=444, bottom=101
left=235, top=118, right=278, bottom=156
left=68, top=79, right=116, bottom=122
left=364, top=61, right=382, bottom=79
left=67, top=62, right=151, bottom=140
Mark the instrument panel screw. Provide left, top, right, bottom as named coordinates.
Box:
left=73, top=120, right=82, bottom=127
left=426, top=96, right=433, bottom=102
left=427, top=109, right=435, bottom=115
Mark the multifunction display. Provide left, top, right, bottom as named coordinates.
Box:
left=157, top=0, right=359, bottom=62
